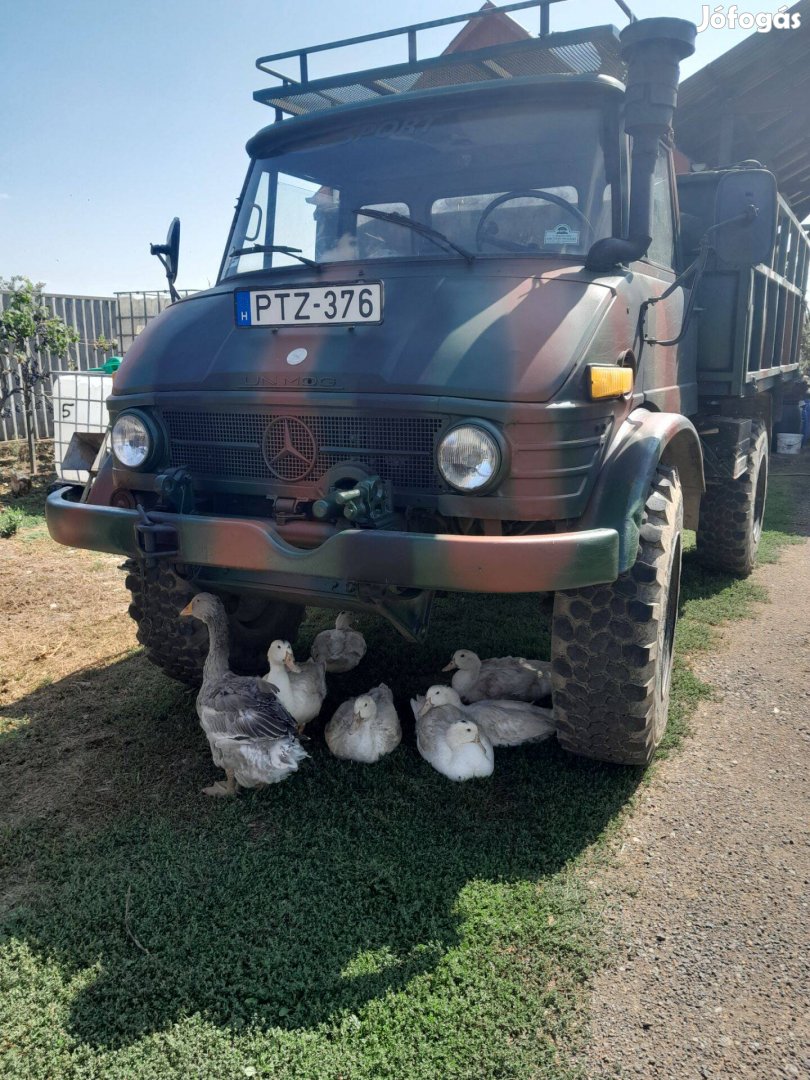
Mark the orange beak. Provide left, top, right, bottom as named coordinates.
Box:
left=180, top=601, right=193, bottom=617
left=284, top=649, right=302, bottom=673
left=442, top=661, right=457, bottom=672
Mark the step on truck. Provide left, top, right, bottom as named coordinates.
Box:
left=47, top=1, right=809, bottom=765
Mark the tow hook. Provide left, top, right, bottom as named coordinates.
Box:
left=135, top=504, right=179, bottom=565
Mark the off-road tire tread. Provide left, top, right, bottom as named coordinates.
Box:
left=695, top=419, right=768, bottom=577
left=123, top=561, right=303, bottom=686
left=551, top=466, right=683, bottom=766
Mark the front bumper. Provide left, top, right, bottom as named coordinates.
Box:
left=46, top=487, right=619, bottom=593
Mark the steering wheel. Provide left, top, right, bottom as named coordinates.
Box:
left=475, top=189, right=593, bottom=253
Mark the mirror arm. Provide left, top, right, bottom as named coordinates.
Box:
left=641, top=204, right=760, bottom=347
left=640, top=240, right=710, bottom=347
left=149, top=246, right=181, bottom=304
left=149, top=217, right=181, bottom=304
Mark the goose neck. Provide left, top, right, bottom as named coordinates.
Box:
left=203, top=614, right=230, bottom=682
left=268, top=660, right=293, bottom=696
left=454, top=655, right=481, bottom=693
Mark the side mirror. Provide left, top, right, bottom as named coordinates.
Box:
left=712, top=169, right=777, bottom=268
left=150, top=217, right=181, bottom=301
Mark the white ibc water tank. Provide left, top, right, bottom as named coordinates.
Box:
left=51, top=371, right=114, bottom=482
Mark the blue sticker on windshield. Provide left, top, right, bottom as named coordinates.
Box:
left=235, top=291, right=252, bottom=326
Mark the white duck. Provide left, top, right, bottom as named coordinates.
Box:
left=325, top=683, right=401, bottom=763
left=180, top=593, right=307, bottom=796
left=424, top=685, right=555, bottom=748
left=311, top=612, right=367, bottom=673
left=442, top=649, right=551, bottom=703
left=411, top=694, right=494, bottom=782
left=264, top=640, right=327, bottom=733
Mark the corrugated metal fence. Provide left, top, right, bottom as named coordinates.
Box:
left=0, top=292, right=118, bottom=442
left=0, top=289, right=194, bottom=442
left=116, top=290, right=190, bottom=350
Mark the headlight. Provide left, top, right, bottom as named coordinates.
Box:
left=111, top=412, right=154, bottom=470
left=436, top=423, right=503, bottom=493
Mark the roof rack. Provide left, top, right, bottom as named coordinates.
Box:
left=255, top=0, right=635, bottom=119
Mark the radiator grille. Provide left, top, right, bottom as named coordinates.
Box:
left=161, top=410, right=445, bottom=491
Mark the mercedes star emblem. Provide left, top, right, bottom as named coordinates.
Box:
left=262, top=417, right=317, bottom=481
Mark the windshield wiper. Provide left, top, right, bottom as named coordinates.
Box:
left=228, top=243, right=320, bottom=270
left=354, top=207, right=474, bottom=265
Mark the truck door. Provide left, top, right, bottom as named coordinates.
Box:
left=638, top=145, right=697, bottom=413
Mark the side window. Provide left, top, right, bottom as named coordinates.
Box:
left=647, top=148, right=675, bottom=268
left=229, top=170, right=270, bottom=276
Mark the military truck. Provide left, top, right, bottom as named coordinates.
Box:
left=46, top=1, right=809, bottom=765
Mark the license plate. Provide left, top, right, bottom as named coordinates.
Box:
left=235, top=283, right=383, bottom=327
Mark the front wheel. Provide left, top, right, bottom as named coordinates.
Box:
left=550, top=466, right=683, bottom=766
left=124, top=561, right=303, bottom=686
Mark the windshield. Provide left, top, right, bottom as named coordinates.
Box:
left=221, top=100, right=615, bottom=279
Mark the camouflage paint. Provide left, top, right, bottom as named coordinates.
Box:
left=46, top=486, right=619, bottom=593
left=40, top=36, right=726, bottom=631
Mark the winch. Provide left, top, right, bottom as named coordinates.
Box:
left=312, top=475, right=395, bottom=529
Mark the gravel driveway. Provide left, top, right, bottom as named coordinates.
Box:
left=585, top=456, right=810, bottom=1080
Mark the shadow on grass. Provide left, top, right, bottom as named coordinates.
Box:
left=5, top=455, right=806, bottom=1052
left=0, top=597, right=642, bottom=1050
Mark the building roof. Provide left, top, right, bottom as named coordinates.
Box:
left=676, top=1, right=810, bottom=220
left=442, top=1, right=531, bottom=52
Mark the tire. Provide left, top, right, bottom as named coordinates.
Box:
left=551, top=466, right=683, bottom=766
left=695, top=419, right=768, bottom=577
left=123, top=561, right=303, bottom=686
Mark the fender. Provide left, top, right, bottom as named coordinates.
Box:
left=580, top=408, right=705, bottom=573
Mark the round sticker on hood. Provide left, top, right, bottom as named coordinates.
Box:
left=286, top=348, right=308, bottom=366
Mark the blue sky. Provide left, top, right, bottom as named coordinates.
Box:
left=0, top=0, right=794, bottom=296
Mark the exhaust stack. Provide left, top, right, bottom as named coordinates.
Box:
left=622, top=18, right=696, bottom=247
left=586, top=17, right=696, bottom=271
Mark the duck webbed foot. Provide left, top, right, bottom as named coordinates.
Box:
left=202, top=769, right=238, bottom=797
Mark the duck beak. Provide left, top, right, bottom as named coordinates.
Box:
left=441, top=661, right=457, bottom=672
left=418, top=698, right=431, bottom=717
left=284, top=650, right=301, bottom=673
left=180, top=601, right=193, bottom=617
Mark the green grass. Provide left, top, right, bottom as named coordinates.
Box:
left=0, top=464, right=806, bottom=1079
left=0, top=441, right=55, bottom=540
left=758, top=468, right=806, bottom=562
left=0, top=504, right=48, bottom=540
left=0, top=507, right=25, bottom=538
left=0, top=625, right=632, bottom=1080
